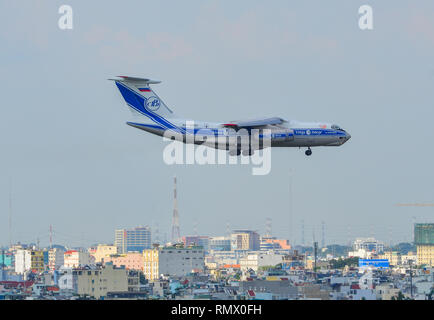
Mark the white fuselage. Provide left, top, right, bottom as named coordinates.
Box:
left=126, top=118, right=351, bottom=151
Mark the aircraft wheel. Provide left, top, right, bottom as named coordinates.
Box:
left=242, top=149, right=255, bottom=156
left=305, top=148, right=312, bottom=156
left=229, top=149, right=242, bottom=156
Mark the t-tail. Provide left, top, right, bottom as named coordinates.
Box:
left=110, top=76, right=181, bottom=131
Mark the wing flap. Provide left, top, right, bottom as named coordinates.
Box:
left=222, top=117, right=287, bottom=128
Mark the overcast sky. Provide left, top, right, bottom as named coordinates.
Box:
left=1, top=1, right=434, bottom=248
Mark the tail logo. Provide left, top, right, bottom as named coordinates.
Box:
left=145, top=96, right=161, bottom=112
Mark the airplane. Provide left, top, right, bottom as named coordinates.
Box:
left=110, top=76, right=351, bottom=156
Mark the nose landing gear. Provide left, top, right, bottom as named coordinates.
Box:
left=305, top=147, right=312, bottom=156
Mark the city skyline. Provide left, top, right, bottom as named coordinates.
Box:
left=1, top=218, right=424, bottom=250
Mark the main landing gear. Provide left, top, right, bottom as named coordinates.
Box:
left=305, top=147, right=312, bottom=156
left=242, top=149, right=254, bottom=156
left=229, top=149, right=241, bottom=156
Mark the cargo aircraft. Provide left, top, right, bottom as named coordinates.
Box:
left=111, top=76, right=351, bottom=156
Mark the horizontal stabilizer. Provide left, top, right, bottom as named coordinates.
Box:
left=108, top=76, right=161, bottom=84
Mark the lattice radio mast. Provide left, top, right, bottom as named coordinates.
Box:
left=171, top=176, right=180, bottom=243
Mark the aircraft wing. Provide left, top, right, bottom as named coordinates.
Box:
left=221, top=117, right=287, bottom=128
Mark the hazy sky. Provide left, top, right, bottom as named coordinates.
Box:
left=1, top=1, right=434, bottom=248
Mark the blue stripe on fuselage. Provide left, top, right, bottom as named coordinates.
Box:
left=125, top=124, right=345, bottom=138
left=293, top=129, right=345, bottom=136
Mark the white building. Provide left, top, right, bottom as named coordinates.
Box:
left=375, top=283, right=400, bottom=300
left=64, top=250, right=95, bottom=268
left=350, top=288, right=377, bottom=300
left=208, top=237, right=231, bottom=251
left=348, top=248, right=374, bottom=259
left=58, top=267, right=75, bottom=292
left=401, top=252, right=417, bottom=265
left=206, top=250, right=242, bottom=268
left=143, top=245, right=204, bottom=280
left=353, top=238, right=384, bottom=253
left=239, top=251, right=285, bottom=272
left=14, top=249, right=31, bottom=274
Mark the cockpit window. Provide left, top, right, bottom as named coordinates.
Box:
left=331, top=124, right=345, bottom=132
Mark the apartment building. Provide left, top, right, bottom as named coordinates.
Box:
left=143, top=245, right=204, bottom=280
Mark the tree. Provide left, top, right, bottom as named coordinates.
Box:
left=139, top=272, right=147, bottom=285
left=329, top=257, right=359, bottom=269
left=390, top=242, right=416, bottom=255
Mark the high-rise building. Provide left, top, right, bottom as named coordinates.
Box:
left=231, top=230, right=260, bottom=251
left=48, top=248, right=65, bottom=271
left=414, top=223, right=434, bottom=266
left=115, top=227, right=152, bottom=254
